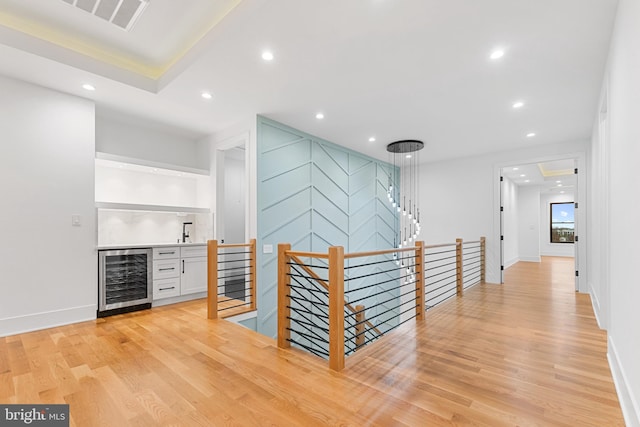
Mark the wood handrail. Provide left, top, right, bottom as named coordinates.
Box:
left=424, top=242, right=460, bottom=249
left=289, top=243, right=455, bottom=260
left=287, top=250, right=329, bottom=259
left=344, top=246, right=418, bottom=259
left=217, top=242, right=252, bottom=249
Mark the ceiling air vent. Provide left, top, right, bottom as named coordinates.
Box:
left=61, top=0, right=150, bottom=31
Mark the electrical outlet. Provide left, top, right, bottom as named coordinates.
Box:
left=71, top=215, right=81, bottom=226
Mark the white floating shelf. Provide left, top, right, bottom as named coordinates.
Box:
left=96, top=202, right=211, bottom=214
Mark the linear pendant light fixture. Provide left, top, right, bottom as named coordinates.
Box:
left=386, top=140, right=424, bottom=253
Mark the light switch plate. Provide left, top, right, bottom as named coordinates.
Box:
left=71, top=215, right=81, bottom=226
left=263, top=244, right=273, bottom=254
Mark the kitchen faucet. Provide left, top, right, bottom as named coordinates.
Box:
left=182, top=222, right=193, bottom=243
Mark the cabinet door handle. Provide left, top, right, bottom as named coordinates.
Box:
left=158, top=251, right=175, bottom=255
left=159, top=267, right=175, bottom=271
left=182, top=259, right=185, bottom=274
left=159, top=286, right=175, bottom=291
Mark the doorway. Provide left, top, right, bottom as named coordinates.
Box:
left=215, top=136, right=248, bottom=300
left=499, top=158, right=579, bottom=291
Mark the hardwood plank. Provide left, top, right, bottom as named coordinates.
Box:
left=0, top=256, right=624, bottom=425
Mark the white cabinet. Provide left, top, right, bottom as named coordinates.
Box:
left=153, top=247, right=180, bottom=259
left=181, top=257, right=208, bottom=295
left=153, top=277, right=180, bottom=299
left=180, top=246, right=207, bottom=258
left=153, top=258, right=180, bottom=280
left=152, top=244, right=207, bottom=301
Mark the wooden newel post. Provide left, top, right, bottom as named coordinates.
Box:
left=480, top=236, right=486, bottom=284
left=207, top=240, right=218, bottom=319
left=249, top=239, right=257, bottom=310
left=328, top=246, right=345, bottom=371
left=415, top=241, right=425, bottom=319
left=355, top=305, right=365, bottom=350
left=277, top=243, right=292, bottom=349
left=456, top=238, right=463, bottom=297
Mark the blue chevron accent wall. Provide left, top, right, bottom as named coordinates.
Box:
left=257, top=116, right=398, bottom=338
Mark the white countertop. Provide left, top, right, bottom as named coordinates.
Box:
left=97, top=242, right=207, bottom=250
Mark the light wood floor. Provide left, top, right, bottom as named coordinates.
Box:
left=0, top=257, right=624, bottom=426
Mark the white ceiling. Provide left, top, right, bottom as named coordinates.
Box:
left=502, top=159, right=576, bottom=194
left=0, top=0, right=619, bottom=163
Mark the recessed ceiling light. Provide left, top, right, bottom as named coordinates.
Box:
left=262, top=51, right=274, bottom=61
left=315, top=112, right=324, bottom=119
left=369, top=137, right=376, bottom=142
left=490, top=49, right=505, bottom=60
left=520, top=174, right=526, bottom=177
left=526, top=132, right=536, bottom=138
left=560, top=191, right=565, bottom=194
left=406, top=154, right=412, bottom=159
left=556, top=180, right=562, bottom=183
left=512, top=101, right=524, bottom=109
left=512, top=167, right=519, bottom=171
left=524, top=179, right=530, bottom=183
left=557, top=184, right=562, bottom=187
left=82, top=84, right=95, bottom=91
left=201, top=92, right=213, bottom=100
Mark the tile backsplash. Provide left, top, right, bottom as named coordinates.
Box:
left=98, top=209, right=211, bottom=246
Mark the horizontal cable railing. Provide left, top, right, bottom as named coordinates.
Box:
left=207, top=239, right=257, bottom=319
left=278, top=238, right=485, bottom=371
left=424, top=242, right=459, bottom=309
left=279, top=243, right=425, bottom=371
left=462, top=238, right=485, bottom=290
left=343, top=245, right=421, bottom=356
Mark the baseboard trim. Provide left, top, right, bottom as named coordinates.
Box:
left=589, top=282, right=603, bottom=329
left=608, top=337, right=640, bottom=427
left=0, top=304, right=96, bottom=338
left=519, top=256, right=542, bottom=263
left=504, top=257, right=519, bottom=269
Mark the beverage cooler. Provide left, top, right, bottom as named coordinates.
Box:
left=98, top=248, right=152, bottom=317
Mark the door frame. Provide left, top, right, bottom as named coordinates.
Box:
left=215, top=132, right=250, bottom=244
left=493, top=151, right=587, bottom=292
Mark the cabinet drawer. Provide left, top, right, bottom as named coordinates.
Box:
left=180, top=245, right=207, bottom=258
left=153, top=247, right=180, bottom=260
left=153, top=278, right=180, bottom=300
left=153, top=259, right=180, bottom=279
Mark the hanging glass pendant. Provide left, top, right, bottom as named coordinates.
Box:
left=386, top=140, right=424, bottom=270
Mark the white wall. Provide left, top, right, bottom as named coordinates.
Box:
left=592, top=0, right=640, bottom=424
left=419, top=139, right=587, bottom=285
left=502, top=177, right=519, bottom=268
left=96, top=114, right=208, bottom=171
left=518, top=186, right=541, bottom=262
left=0, top=76, right=96, bottom=336
left=539, top=193, right=575, bottom=257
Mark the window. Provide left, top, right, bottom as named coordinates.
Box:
left=550, top=202, right=575, bottom=243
